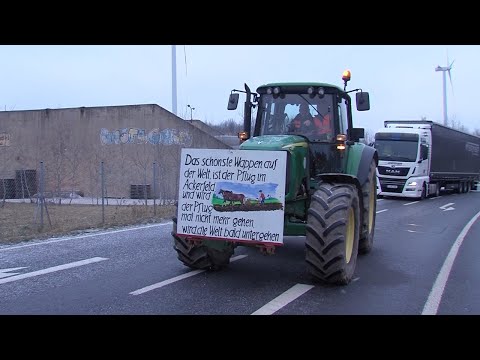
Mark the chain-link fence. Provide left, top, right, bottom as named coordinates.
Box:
left=0, top=161, right=177, bottom=244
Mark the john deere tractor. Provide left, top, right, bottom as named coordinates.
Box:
left=172, top=71, right=378, bottom=285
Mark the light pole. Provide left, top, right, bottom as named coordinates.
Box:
left=172, top=45, right=177, bottom=116
left=187, top=104, right=195, bottom=121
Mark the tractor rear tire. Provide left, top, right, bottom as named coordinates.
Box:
left=172, top=216, right=234, bottom=271
left=305, top=183, right=360, bottom=285
left=359, top=161, right=377, bottom=254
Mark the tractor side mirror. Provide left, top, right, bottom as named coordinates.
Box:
left=228, top=93, right=239, bottom=110
left=356, top=92, right=370, bottom=111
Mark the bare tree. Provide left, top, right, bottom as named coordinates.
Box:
left=112, top=142, right=130, bottom=204
left=47, top=121, right=73, bottom=204
left=155, top=143, right=181, bottom=202
left=64, top=140, right=84, bottom=204
left=205, top=119, right=243, bottom=136
left=450, top=116, right=469, bottom=133
left=361, top=129, right=376, bottom=146
left=130, top=142, right=154, bottom=204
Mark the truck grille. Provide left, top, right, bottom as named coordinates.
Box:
left=378, top=166, right=410, bottom=176
left=379, top=178, right=406, bottom=193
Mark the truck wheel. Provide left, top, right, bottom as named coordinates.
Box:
left=172, top=216, right=234, bottom=271
left=359, top=161, right=377, bottom=254
left=305, top=183, right=360, bottom=285
left=420, top=184, right=427, bottom=200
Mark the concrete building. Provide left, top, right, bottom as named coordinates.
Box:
left=0, top=104, right=231, bottom=201
left=188, top=119, right=240, bottom=149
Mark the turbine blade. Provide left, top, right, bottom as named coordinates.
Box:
left=449, top=59, right=455, bottom=68
left=448, top=69, right=454, bottom=96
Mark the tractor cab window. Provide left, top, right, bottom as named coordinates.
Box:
left=258, top=93, right=335, bottom=142
left=259, top=98, right=287, bottom=135
left=337, top=96, right=348, bottom=134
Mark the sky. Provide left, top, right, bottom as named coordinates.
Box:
left=0, top=45, right=478, bottom=136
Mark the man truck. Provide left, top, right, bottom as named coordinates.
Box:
left=375, top=120, right=480, bottom=199
left=172, top=71, right=378, bottom=285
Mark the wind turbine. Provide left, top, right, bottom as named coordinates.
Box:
left=435, top=54, right=455, bottom=126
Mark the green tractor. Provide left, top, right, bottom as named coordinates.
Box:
left=172, top=70, right=378, bottom=285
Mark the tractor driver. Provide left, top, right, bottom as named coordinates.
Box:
left=288, top=102, right=332, bottom=140
left=289, top=103, right=314, bottom=133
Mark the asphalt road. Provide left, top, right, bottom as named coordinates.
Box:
left=1, top=190, right=479, bottom=315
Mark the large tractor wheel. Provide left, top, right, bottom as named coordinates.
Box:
left=359, top=161, right=377, bottom=254
left=305, top=183, right=360, bottom=285
left=172, top=216, right=234, bottom=271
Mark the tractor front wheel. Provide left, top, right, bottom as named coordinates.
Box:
left=305, top=183, right=360, bottom=285
left=172, top=216, right=234, bottom=271
left=359, top=161, right=377, bottom=254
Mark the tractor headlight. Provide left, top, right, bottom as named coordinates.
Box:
left=336, top=134, right=347, bottom=150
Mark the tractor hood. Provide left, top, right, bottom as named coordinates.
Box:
left=239, top=135, right=308, bottom=151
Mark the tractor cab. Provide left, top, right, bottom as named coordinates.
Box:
left=228, top=71, right=370, bottom=146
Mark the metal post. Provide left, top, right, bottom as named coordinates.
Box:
left=144, top=168, right=148, bottom=209
left=40, top=161, right=44, bottom=227
left=101, top=161, right=105, bottom=224
left=153, top=162, right=157, bottom=216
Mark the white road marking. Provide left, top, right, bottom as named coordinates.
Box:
left=377, top=199, right=384, bottom=202
left=376, top=209, right=388, bottom=214
left=0, top=257, right=108, bottom=285
left=251, top=283, right=314, bottom=315
left=130, top=254, right=248, bottom=295
left=439, top=203, right=455, bottom=211
left=404, top=201, right=419, bottom=206
left=0, top=222, right=173, bottom=252
left=422, top=210, right=480, bottom=315
left=429, top=196, right=442, bottom=199
left=0, top=267, right=28, bottom=279
left=439, top=203, right=455, bottom=209
left=407, top=224, right=421, bottom=226
left=407, top=230, right=419, bottom=233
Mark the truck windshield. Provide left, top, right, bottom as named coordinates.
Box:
left=257, top=93, right=335, bottom=142
left=374, top=133, right=419, bottom=162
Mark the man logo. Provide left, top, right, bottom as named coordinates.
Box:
left=385, top=168, right=401, bottom=175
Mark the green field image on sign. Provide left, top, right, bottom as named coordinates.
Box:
left=212, top=182, right=283, bottom=212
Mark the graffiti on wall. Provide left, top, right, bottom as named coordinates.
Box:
left=100, top=128, right=192, bottom=146
left=0, top=133, right=11, bottom=146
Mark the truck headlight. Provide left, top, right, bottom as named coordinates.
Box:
left=407, top=181, right=417, bottom=186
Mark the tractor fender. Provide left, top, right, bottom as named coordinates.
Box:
left=317, top=173, right=363, bottom=208
left=356, top=145, right=378, bottom=187
left=318, top=173, right=361, bottom=189
left=316, top=172, right=370, bottom=226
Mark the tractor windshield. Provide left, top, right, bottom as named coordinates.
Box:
left=257, top=93, right=335, bottom=142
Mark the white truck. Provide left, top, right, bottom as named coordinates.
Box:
left=374, top=120, right=480, bottom=199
